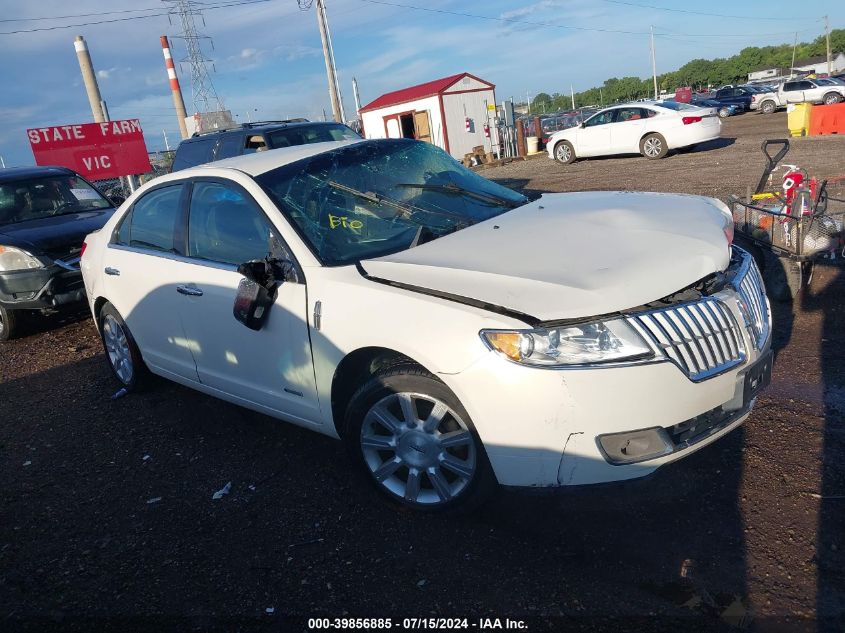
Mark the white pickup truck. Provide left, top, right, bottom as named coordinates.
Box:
left=753, top=78, right=845, bottom=114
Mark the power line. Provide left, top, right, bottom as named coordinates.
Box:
left=598, top=0, right=817, bottom=22
left=0, top=6, right=161, bottom=23
left=355, top=0, right=822, bottom=38
left=0, top=0, right=270, bottom=35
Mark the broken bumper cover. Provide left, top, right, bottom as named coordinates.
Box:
left=0, top=266, right=87, bottom=310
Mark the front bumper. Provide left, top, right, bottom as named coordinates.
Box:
left=0, top=265, right=87, bottom=310
left=443, top=250, right=771, bottom=488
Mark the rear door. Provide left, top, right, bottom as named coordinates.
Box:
left=608, top=107, right=647, bottom=153
left=101, top=183, right=199, bottom=380
left=782, top=81, right=806, bottom=104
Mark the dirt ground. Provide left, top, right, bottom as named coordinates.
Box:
left=1, top=113, right=844, bottom=632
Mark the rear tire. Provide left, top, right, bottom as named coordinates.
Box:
left=344, top=365, right=496, bottom=512
left=718, top=107, right=730, bottom=118
left=97, top=302, right=148, bottom=391
left=823, top=92, right=842, bottom=106
left=554, top=141, right=576, bottom=165
left=761, top=100, right=776, bottom=115
left=0, top=305, right=21, bottom=342
left=640, top=133, right=668, bottom=159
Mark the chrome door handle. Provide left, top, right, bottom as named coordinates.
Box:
left=104, top=267, right=120, bottom=276
left=176, top=285, right=203, bottom=297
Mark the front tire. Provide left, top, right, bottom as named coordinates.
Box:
left=718, top=107, right=730, bottom=118
left=0, top=305, right=21, bottom=342
left=761, top=100, right=776, bottom=114
left=554, top=140, right=576, bottom=164
left=344, top=366, right=496, bottom=511
left=640, top=133, right=668, bottom=159
left=98, top=302, right=147, bottom=390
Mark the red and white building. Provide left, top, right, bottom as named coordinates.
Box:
left=359, top=72, right=496, bottom=160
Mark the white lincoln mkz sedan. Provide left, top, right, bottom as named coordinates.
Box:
left=81, top=139, right=771, bottom=510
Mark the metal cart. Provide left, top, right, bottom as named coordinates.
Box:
left=729, top=139, right=845, bottom=302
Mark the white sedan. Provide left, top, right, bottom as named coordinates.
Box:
left=81, top=139, right=770, bottom=511
left=547, top=102, right=721, bottom=163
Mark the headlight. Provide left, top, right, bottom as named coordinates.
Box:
left=481, top=319, right=653, bottom=367
left=0, top=245, right=44, bottom=272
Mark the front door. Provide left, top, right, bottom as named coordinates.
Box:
left=102, top=183, right=199, bottom=380
left=576, top=109, right=616, bottom=156
left=175, top=179, right=321, bottom=424
left=414, top=111, right=432, bottom=143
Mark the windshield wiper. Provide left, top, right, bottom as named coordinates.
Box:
left=395, top=182, right=525, bottom=209
left=325, top=179, right=473, bottom=226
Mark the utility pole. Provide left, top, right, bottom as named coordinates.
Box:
left=599, top=87, right=603, bottom=106
left=526, top=90, right=531, bottom=115
left=74, top=36, right=105, bottom=122
left=312, top=0, right=343, bottom=122
left=163, top=130, right=171, bottom=151
left=825, top=16, right=831, bottom=76
left=570, top=85, right=575, bottom=110
left=791, top=32, right=798, bottom=78
left=352, top=77, right=362, bottom=116
left=650, top=26, right=658, bottom=100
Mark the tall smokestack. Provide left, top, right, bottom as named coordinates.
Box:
left=74, top=36, right=105, bottom=123
left=161, top=35, right=190, bottom=140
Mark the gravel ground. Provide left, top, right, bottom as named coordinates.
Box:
left=1, top=113, right=844, bottom=632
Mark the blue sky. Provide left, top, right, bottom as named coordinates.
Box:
left=0, top=0, right=841, bottom=167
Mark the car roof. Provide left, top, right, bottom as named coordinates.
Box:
left=0, top=165, right=75, bottom=183
left=181, top=138, right=367, bottom=177
left=181, top=120, right=344, bottom=143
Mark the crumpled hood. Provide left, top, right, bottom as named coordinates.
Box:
left=360, top=191, right=732, bottom=322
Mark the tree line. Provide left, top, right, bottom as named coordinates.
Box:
left=531, top=29, right=844, bottom=112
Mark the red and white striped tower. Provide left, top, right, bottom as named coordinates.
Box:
left=161, top=35, right=190, bottom=140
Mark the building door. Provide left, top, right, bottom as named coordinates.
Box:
left=413, top=111, right=432, bottom=143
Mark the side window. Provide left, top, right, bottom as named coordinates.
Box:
left=584, top=110, right=615, bottom=127
left=243, top=135, right=268, bottom=154
left=216, top=134, right=243, bottom=160
left=115, top=185, right=183, bottom=252
left=172, top=139, right=217, bottom=170
left=643, top=108, right=658, bottom=118
left=616, top=107, right=644, bottom=122
left=783, top=82, right=798, bottom=92
left=799, top=81, right=814, bottom=90
left=188, top=181, right=275, bottom=266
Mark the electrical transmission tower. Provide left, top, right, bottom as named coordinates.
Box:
left=164, top=0, right=224, bottom=115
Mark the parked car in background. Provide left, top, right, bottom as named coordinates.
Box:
left=706, top=86, right=755, bottom=113
left=547, top=101, right=720, bottom=164
left=754, top=78, right=845, bottom=114
left=691, top=97, right=741, bottom=118
left=171, top=120, right=361, bottom=171
left=0, top=166, right=116, bottom=340
left=80, top=138, right=771, bottom=510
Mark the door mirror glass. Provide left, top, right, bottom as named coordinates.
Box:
left=108, top=194, right=126, bottom=206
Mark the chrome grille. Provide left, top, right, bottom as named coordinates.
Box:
left=732, top=253, right=769, bottom=350
left=628, top=299, right=746, bottom=381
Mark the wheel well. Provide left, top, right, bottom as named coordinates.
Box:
left=93, top=297, right=108, bottom=326
left=639, top=131, right=662, bottom=143
left=761, top=99, right=776, bottom=109
left=823, top=91, right=841, bottom=101
left=330, top=347, right=424, bottom=437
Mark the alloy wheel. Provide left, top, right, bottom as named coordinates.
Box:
left=360, top=392, right=477, bottom=506
left=643, top=137, right=662, bottom=157
left=556, top=143, right=571, bottom=163
left=102, top=314, right=134, bottom=385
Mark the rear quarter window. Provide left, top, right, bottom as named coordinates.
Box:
left=172, top=138, right=218, bottom=171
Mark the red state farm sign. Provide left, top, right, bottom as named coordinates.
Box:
left=27, top=119, right=152, bottom=180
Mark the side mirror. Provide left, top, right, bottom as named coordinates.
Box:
left=232, top=258, right=298, bottom=330
left=579, top=122, right=586, bottom=128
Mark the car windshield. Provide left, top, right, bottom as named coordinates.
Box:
left=0, top=174, right=111, bottom=226
left=256, top=139, right=528, bottom=266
